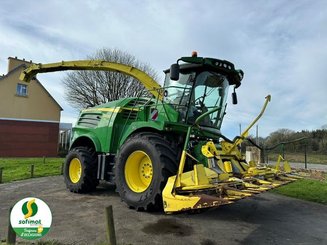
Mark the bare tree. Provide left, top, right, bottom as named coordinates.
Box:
left=62, top=48, right=158, bottom=109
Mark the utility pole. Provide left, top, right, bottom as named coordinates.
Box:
left=239, top=123, right=242, bottom=151
left=256, top=124, right=259, bottom=145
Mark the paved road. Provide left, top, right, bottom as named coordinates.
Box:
left=289, top=162, right=327, bottom=171
left=268, top=161, right=327, bottom=171
left=1, top=176, right=327, bottom=245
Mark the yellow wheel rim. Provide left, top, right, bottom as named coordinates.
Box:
left=69, top=158, right=82, bottom=183
left=125, top=150, right=153, bottom=193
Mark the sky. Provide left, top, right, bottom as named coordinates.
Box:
left=0, top=0, right=326, bottom=139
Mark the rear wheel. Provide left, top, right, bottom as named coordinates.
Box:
left=64, top=147, right=99, bottom=193
left=115, top=133, right=177, bottom=211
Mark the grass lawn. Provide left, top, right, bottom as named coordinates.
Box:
left=268, top=152, right=327, bottom=165
left=0, top=157, right=64, bottom=183
left=271, top=175, right=327, bottom=205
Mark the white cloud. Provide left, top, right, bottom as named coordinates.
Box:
left=0, top=0, right=326, bottom=135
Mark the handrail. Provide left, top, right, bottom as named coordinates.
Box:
left=194, top=106, right=221, bottom=125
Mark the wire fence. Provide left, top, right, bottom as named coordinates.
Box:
left=246, top=137, right=327, bottom=171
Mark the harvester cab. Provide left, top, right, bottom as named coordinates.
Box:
left=20, top=53, right=301, bottom=214
left=163, top=52, right=243, bottom=128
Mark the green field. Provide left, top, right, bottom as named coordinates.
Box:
left=268, top=152, right=327, bottom=165
left=271, top=176, right=327, bottom=205
left=0, top=158, right=64, bottom=183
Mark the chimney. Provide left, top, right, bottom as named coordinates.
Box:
left=7, top=57, right=33, bottom=73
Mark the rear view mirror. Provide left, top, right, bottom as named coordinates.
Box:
left=232, top=91, right=238, bottom=104
left=170, top=63, right=180, bottom=81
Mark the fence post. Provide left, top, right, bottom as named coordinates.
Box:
left=30, top=165, right=34, bottom=178
left=260, top=148, right=264, bottom=164
left=43, top=156, right=46, bottom=164
left=304, top=143, right=307, bottom=169
left=0, top=168, right=3, bottom=184
left=61, top=162, right=64, bottom=175
left=266, top=151, right=269, bottom=164
left=7, top=206, right=16, bottom=245
left=105, top=205, right=117, bottom=245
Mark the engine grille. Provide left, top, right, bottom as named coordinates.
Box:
left=77, top=113, right=102, bottom=127
left=121, top=109, right=138, bottom=120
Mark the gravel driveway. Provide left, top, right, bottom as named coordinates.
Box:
left=1, top=176, right=327, bottom=245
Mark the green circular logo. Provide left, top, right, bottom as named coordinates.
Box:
left=22, top=199, right=38, bottom=218
left=10, top=197, right=52, bottom=240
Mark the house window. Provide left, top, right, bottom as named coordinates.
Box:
left=16, top=83, right=28, bottom=96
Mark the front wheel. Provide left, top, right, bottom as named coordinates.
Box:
left=115, top=133, right=177, bottom=211
left=64, top=147, right=99, bottom=193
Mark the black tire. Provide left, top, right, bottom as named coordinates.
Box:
left=115, top=133, right=178, bottom=211
left=64, top=147, right=99, bottom=193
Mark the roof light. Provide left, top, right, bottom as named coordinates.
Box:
left=191, top=51, right=198, bottom=57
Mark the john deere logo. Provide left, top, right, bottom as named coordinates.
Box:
left=10, top=197, right=52, bottom=240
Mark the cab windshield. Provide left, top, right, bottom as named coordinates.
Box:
left=164, top=70, right=229, bottom=128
